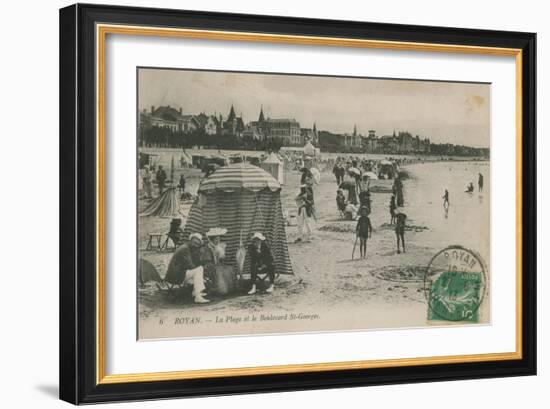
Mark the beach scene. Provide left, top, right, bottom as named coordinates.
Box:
left=136, top=69, right=490, bottom=339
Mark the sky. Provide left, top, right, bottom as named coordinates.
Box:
left=138, top=68, right=490, bottom=148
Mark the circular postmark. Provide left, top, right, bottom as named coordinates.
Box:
left=423, top=245, right=487, bottom=322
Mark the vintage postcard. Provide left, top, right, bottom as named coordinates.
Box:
left=137, top=68, right=490, bottom=339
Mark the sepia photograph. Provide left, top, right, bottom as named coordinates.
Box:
left=55, top=3, right=537, bottom=404
left=136, top=67, right=491, bottom=339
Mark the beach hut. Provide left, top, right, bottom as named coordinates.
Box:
left=183, top=163, right=293, bottom=277
left=260, top=152, right=284, bottom=185
left=138, top=152, right=158, bottom=169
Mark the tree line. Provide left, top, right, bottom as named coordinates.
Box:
left=139, top=124, right=285, bottom=152
left=139, top=123, right=488, bottom=157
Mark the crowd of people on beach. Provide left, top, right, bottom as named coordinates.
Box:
left=289, top=155, right=407, bottom=260
left=141, top=147, right=487, bottom=305
left=329, top=158, right=408, bottom=258
left=141, top=164, right=167, bottom=199
left=140, top=162, right=195, bottom=202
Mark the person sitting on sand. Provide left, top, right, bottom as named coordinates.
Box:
left=395, top=212, right=407, bottom=254
left=247, top=233, right=275, bottom=295
left=356, top=206, right=373, bottom=259
left=389, top=194, right=397, bottom=224
left=466, top=182, right=474, bottom=193
left=164, top=233, right=210, bottom=303
left=167, top=218, right=185, bottom=247
left=336, top=189, right=347, bottom=218
left=344, top=202, right=358, bottom=220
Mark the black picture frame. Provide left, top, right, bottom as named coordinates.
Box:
left=60, top=3, right=536, bottom=404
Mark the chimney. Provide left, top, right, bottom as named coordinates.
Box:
left=151, top=106, right=155, bottom=113
left=179, top=107, right=182, bottom=114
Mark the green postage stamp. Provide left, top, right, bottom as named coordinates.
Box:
left=424, top=246, right=487, bottom=323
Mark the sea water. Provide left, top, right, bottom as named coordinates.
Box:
left=403, top=161, right=491, bottom=263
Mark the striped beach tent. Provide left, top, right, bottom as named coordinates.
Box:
left=183, top=163, right=293, bottom=276
left=199, top=162, right=281, bottom=193
left=140, top=187, right=180, bottom=217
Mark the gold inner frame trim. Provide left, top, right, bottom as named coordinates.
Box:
left=96, top=23, right=523, bottom=385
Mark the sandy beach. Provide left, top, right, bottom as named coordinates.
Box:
left=138, top=156, right=490, bottom=339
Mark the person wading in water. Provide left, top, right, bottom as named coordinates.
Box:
left=442, top=189, right=450, bottom=208
left=478, top=173, right=484, bottom=192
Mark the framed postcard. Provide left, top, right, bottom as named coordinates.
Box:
left=59, top=3, right=536, bottom=404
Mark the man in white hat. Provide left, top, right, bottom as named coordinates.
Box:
left=247, top=232, right=275, bottom=295
left=164, top=233, right=210, bottom=303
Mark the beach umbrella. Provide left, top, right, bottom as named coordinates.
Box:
left=380, top=159, right=393, bottom=166
left=363, top=171, right=378, bottom=180
left=199, top=163, right=281, bottom=192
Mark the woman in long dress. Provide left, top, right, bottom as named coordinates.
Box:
left=295, top=185, right=315, bottom=242
left=393, top=176, right=404, bottom=207
left=142, top=165, right=152, bottom=199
